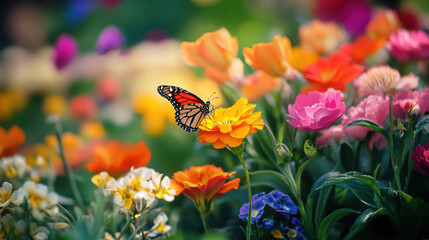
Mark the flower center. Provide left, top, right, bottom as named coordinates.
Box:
left=251, top=210, right=259, bottom=218
left=288, top=229, right=298, bottom=238
left=29, top=191, right=43, bottom=207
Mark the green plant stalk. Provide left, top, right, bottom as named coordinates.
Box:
left=117, top=215, right=133, bottom=240
left=388, top=97, right=402, bottom=191
left=55, top=123, right=84, bottom=207
left=293, top=165, right=314, bottom=237
left=237, top=153, right=252, bottom=240
left=200, top=211, right=210, bottom=234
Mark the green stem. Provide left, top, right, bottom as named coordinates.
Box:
left=237, top=153, right=252, bottom=240
left=54, top=122, right=84, bottom=207
left=117, top=215, right=133, bottom=240
left=200, top=211, right=211, bottom=234
left=388, top=97, right=402, bottom=191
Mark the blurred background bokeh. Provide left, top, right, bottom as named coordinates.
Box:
left=1, top=0, right=429, bottom=238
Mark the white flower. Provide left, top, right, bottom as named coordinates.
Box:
left=148, top=212, right=172, bottom=238
left=0, top=155, right=27, bottom=179
left=147, top=172, right=176, bottom=202
left=18, top=181, right=58, bottom=220
left=30, top=223, right=49, bottom=240
left=0, top=182, right=23, bottom=211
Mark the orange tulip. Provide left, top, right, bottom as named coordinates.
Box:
left=366, top=9, right=400, bottom=39
left=299, top=20, right=346, bottom=55
left=339, top=35, right=386, bottom=63
left=182, top=28, right=243, bottom=84
left=170, top=164, right=240, bottom=208
left=243, top=36, right=293, bottom=77
left=87, top=141, right=151, bottom=177
left=0, top=125, right=25, bottom=157
left=302, top=52, right=365, bottom=93
left=241, top=71, right=283, bottom=101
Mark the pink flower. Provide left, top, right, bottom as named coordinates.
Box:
left=387, top=29, right=429, bottom=61
left=96, top=76, right=121, bottom=101
left=96, top=26, right=124, bottom=54
left=53, top=34, right=78, bottom=70
left=354, top=66, right=418, bottom=97
left=411, top=142, right=429, bottom=176
left=368, top=133, right=387, bottom=150
left=342, top=94, right=389, bottom=139
left=316, top=125, right=344, bottom=147
left=287, top=89, right=346, bottom=131
left=70, top=94, right=98, bottom=119
left=392, top=88, right=429, bottom=120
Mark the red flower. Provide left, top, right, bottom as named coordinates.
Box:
left=339, top=35, right=386, bottom=63
left=411, top=142, right=429, bottom=176
left=302, top=52, right=365, bottom=93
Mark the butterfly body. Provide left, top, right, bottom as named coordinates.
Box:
left=157, top=85, right=211, bottom=133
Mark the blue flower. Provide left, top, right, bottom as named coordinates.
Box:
left=291, top=217, right=303, bottom=233
left=239, top=192, right=267, bottom=224
left=285, top=218, right=306, bottom=240
left=264, top=190, right=298, bottom=217
left=258, top=217, right=275, bottom=229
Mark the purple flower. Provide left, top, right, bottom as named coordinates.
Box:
left=239, top=193, right=267, bottom=224
left=287, top=89, right=346, bottom=132
left=258, top=217, right=275, bottom=229
left=53, top=34, right=78, bottom=70
left=96, top=26, right=124, bottom=54
left=387, top=29, right=429, bottom=61
left=264, top=190, right=298, bottom=218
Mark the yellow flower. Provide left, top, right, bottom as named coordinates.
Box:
left=148, top=213, right=171, bottom=238
left=114, top=187, right=134, bottom=210
left=299, top=19, right=346, bottom=55
left=42, top=94, right=67, bottom=117
left=0, top=155, right=26, bottom=179
left=0, top=89, right=27, bottom=121
left=243, top=36, right=293, bottom=77
left=198, top=98, right=264, bottom=149
left=91, top=172, right=111, bottom=188
left=18, top=181, right=58, bottom=220
left=79, top=121, right=106, bottom=139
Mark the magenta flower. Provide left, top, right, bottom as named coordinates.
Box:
left=96, top=26, right=124, bottom=54
left=387, top=29, right=429, bottom=61
left=392, top=88, right=429, bottom=120
left=342, top=94, right=389, bottom=139
left=53, top=34, right=78, bottom=70
left=287, top=89, right=346, bottom=132
left=369, top=133, right=387, bottom=150
left=411, top=142, right=429, bottom=176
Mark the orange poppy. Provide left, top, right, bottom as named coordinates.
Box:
left=87, top=141, right=151, bottom=177
left=302, top=52, right=365, bottom=93
left=0, top=125, right=25, bottom=157
left=243, top=36, right=293, bottom=77
left=366, top=9, right=400, bottom=39
left=181, top=28, right=243, bottom=84
left=339, top=35, right=386, bottom=63
left=170, top=164, right=240, bottom=207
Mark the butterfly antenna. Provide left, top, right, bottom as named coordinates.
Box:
left=208, top=92, right=217, bottom=102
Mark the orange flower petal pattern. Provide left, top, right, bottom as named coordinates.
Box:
left=0, top=125, right=26, bottom=157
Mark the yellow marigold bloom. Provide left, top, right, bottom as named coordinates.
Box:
left=299, top=19, right=346, bottom=55
left=182, top=27, right=243, bottom=84
left=79, top=121, right=106, bottom=139
left=42, top=94, right=67, bottom=117
left=243, top=36, right=293, bottom=77
left=198, top=97, right=264, bottom=149
left=290, top=47, right=319, bottom=72
left=366, top=9, right=400, bottom=39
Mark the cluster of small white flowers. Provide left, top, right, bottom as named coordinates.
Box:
left=0, top=154, right=53, bottom=183
left=92, top=167, right=176, bottom=210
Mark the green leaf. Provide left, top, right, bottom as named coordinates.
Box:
left=345, top=119, right=389, bottom=139
left=414, top=115, right=429, bottom=136
left=337, top=180, right=378, bottom=208
left=318, top=208, right=360, bottom=240
left=296, top=154, right=319, bottom=191
left=343, top=208, right=386, bottom=240
left=316, top=171, right=380, bottom=196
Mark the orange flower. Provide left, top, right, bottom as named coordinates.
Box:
left=79, top=121, right=106, bottom=139
left=197, top=98, right=264, bottom=149
left=366, top=9, right=400, bottom=39
left=87, top=141, right=151, bottom=176
left=243, top=36, right=293, bottom=77
left=241, top=71, right=284, bottom=101
left=289, top=47, right=319, bottom=72
left=42, top=94, right=67, bottom=117
left=170, top=164, right=240, bottom=207
left=0, top=125, right=25, bottom=157
left=299, top=20, right=346, bottom=55
left=182, top=28, right=243, bottom=84
left=302, top=52, right=365, bottom=93
left=339, top=35, right=386, bottom=63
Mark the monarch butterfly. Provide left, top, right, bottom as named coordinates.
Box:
left=157, top=85, right=213, bottom=133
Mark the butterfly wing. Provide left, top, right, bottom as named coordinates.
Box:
left=157, top=85, right=209, bottom=132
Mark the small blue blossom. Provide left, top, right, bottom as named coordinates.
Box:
left=264, top=190, right=298, bottom=217
left=258, top=217, right=275, bottom=229
left=239, top=192, right=267, bottom=224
